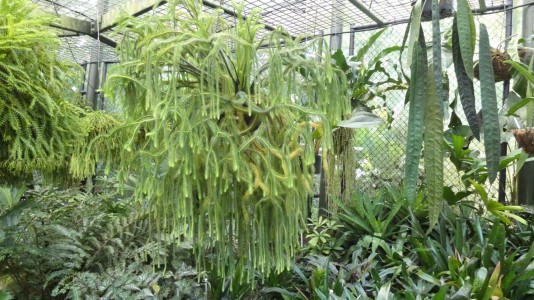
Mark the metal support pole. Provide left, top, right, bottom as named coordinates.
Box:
left=329, top=0, right=343, bottom=52
left=317, top=28, right=329, bottom=216
left=86, top=62, right=100, bottom=110
left=518, top=0, right=534, bottom=206
left=349, top=24, right=355, bottom=56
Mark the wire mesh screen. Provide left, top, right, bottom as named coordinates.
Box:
left=30, top=0, right=511, bottom=201
left=331, top=12, right=507, bottom=198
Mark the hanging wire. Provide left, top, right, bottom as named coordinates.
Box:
left=38, top=0, right=93, bottom=20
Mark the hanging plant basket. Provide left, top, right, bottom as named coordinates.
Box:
left=474, top=48, right=512, bottom=82
left=513, top=128, right=534, bottom=154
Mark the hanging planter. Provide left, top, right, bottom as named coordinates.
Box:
left=513, top=128, right=534, bottom=154
left=474, top=48, right=512, bottom=82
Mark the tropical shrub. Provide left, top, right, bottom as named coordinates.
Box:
left=404, top=0, right=504, bottom=226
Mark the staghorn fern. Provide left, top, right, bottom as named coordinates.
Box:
left=98, top=0, right=350, bottom=283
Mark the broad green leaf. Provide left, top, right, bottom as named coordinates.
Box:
left=469, top=179, right=488, bottom=202
left=0, top=290, right=14, bottom=300
left=433, top=285, right=449, bottom=300
left=332, top=49, right=349, bottom=72
left=479, top=24, right=501, bottom=184
left=472, top=267, right=488, bottom=295
left=516, top=151, right=529, bottom=173
left=499, top=210, right=527, bottom=225
left=424, top=63, right=444, bottom=228
left=457, top=0, right=475, bottom=79
left=507, top=97, right=534, bottom=116
left=404, top=32, right=428, bottom=201
left=507, top=59, right=534, bottom=84
left=376, top=282, right=392, bottom=300
left=416, top=270, right=441, bottom=285
left=452, top=16, right=480, bottom=139
left=450, top=284, right=471, bottom=300
left=356, top=28, right=387, bottom=62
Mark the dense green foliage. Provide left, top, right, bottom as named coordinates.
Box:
left=0, top=179, right=205, bottom=299
left=264, top=187, right=534, bottom=299
left=0, top=0, right=82, bottom=178
left=404, top=0, right=506, bottom=226
left=2, top=0, right=533, bottom=298
left=0, top=0, right=121, bottom=184
left=96, top=0, right=349, bottom=282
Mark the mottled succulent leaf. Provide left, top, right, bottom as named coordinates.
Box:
left=404, top=31, right=427, bottom=201
left=479, top=24, right=501, bottom=184
left=457, top=0, right=475, bottom=78
left=432, top=0, right=445, bottom=116
left=452, top=16, right=480, bottom=139
left=424, top=64, right=444, bottom=228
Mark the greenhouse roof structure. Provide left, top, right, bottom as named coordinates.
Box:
left=31, top=0, right=509, bottom=62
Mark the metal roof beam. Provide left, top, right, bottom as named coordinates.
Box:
left=99, top=0, right=295, bottom=39
left=30, top=9, right=118, bottom=48
left=350, top=4, right=506, bottom=32
left=348, top=0, right=384, bottom=26
left=478, top=0, right=487, bottom=13
left=99, top=0, right=167, bottom=32
left=31, top=8, right=94, bottom=35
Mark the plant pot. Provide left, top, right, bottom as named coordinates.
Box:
left=513, top=128, right=534, bottom=154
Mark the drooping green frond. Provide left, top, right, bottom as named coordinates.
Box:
left=0, top=0, right=84, bottom=179
left=69, top=110, right=123, bottom=179
left=101, top=0, right=349, bottom=282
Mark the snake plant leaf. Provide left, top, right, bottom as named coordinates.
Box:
left=406, top=0, right=423, bottom=66
left=337, top=111, right=384, bottom=128
left=479, top=24, right=501, bottom=184
left=452, top=16, right=480, bottom=139
left=424, top=64, right=444, bottom=228
left=404, top=31, right=427, bottom=201
left=457, top=0, right=476, bottom=79
left=431, top=0, right=445, bottom=116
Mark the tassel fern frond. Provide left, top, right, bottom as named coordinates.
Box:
left=100, top=0, right=350, bottom=282
left=0, top=0, right=87, bottom=180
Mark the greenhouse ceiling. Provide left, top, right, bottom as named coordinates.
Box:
left=30, top=0, right=509, bottom=62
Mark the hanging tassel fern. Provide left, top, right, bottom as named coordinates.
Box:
left=0, top=0, right=85, bottom=181
left=99, top=0, right=349, bottom=283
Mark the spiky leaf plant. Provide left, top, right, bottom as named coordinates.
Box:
left=0, top=0, right=85, bottom=181
left=404, top=0, right=502, bottom=226
left=100, top=0, right=349, bottom=282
